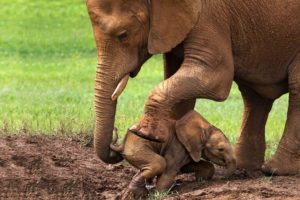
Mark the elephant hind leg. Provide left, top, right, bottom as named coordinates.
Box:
left=235, top=85, right=274, bottom=171
left=124, top=152, right=166, bottom=198
left=262, top=54, right=300, bottom=175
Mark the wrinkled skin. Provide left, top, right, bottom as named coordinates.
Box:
left=86, top=0, right=300, bottom=175
left=112, top=111, right=235, bottom=199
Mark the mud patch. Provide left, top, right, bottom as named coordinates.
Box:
left=0, top=135, right=136, bottom=199
left=0, top=135, right=299, bottom=199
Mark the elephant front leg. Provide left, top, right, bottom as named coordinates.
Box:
left=130, top=61, right=233, bottom=142
left=155, top=171, right=178, bottom=193
left=164, top=47, right=196, bottom=120
left=235, top=85, right=274, bottom=171
left=262, top=56, right=300, bottom=175
left=181, top=160, right=215, bottom=180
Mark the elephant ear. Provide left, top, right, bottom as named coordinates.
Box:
left=148, top=0, right=200, bottom=54
left=175, top=111, right=208, bottom=162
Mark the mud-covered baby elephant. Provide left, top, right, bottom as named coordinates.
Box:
left=111, top=111, right=236, bottom=198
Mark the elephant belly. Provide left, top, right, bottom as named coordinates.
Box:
left=235, top=78, right=288, bottom=100
left=233, top=46, right=296, bottom=99
left=229, top=0, right=300, bottom=98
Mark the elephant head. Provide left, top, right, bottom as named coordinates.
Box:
left=86, top=0, right=200, bottom=163
left=176, top=111, right=236, bottom=176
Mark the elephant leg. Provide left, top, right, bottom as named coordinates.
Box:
left=123, top=152, right=166, bottom=198
left=129, top=49, right=197, bottom=142
left=155, top=171, right=178, bottom=192
left=181, top=160, right=215, bottom=180
left=131, top=52, right=234, bottom=142
left=262, top=55, right=300, bottom=175
left=235, top=85, right=274, bottom=170
left=164, top=47, right=196, bottom=120
left=155, top=161, right=215, bottom=192
left=155, top=145, right=189, bottom=192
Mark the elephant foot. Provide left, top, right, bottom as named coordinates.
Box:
left=235, top=142, right=265, bottom=171
left=236, top=158, right=263, bottom=172
left=124, top=173, right=148, bottom=199
left=195, top=168, right=214, bottom=180
left=130, top=114, right=174, bottom=143
left=120, top=188, right=147, bottom=200
left=262, top=156, right=300, bottom=176
left=120, top=188, right=134, bottom=200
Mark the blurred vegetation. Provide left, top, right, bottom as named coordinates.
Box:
left=0, top=0, right=288, bottom=158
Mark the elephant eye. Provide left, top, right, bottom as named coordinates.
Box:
left=117, top=31, right=128, bottom=42
left=218, top=148, right=224, bottom=152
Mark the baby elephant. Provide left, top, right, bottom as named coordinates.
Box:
left=112, top=111, right=236, bottom=198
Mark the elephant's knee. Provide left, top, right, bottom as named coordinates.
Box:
left=213, top=88, right=230, bottom=101
left=151, top=157, right=167, bottom=176
left=207, top=77, right=232, bottom=101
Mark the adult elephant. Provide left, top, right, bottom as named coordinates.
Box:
left=86, top=0, right=300, bottom=175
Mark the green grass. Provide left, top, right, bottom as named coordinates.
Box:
left=0, top=0, right=288, bottom=158
left=148, top=191, right=169, bottom=200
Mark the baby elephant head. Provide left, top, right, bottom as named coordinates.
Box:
left=176, top=111, right=236, bottom=177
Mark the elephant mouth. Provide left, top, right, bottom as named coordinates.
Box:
left=111, top=50, right=150, bottom=101
left=130, top=65, right=142, bottom=78
left=111, top=64, right=143, bottom=101
left=203, top=150, right=227, bottom=167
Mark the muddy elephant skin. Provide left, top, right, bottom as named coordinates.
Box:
left=111, top=111, right=235, bottom=198
left=86, top=0, right=300, bottom=175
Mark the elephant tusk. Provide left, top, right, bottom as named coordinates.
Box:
left=111, top=74, right=130, bottom=101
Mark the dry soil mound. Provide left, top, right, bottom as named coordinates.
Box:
left=0, top=135, right=299, bottom=200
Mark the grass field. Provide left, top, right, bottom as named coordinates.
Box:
left=0, top=0, right=289, bottom=158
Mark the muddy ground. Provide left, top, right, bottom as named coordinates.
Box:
left=0, top=135, right=299, bottom=200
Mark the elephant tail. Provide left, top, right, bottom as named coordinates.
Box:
left=109, top=128, right=125, bottom=161
left=110, top=143, right=124, bottom=153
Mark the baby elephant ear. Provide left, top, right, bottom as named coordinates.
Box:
left=175, top=111, right=207, bottom=162
left=148, top=0, right=200, bottom=54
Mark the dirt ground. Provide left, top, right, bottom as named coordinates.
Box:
left=0, top=135, right=299, bottom=200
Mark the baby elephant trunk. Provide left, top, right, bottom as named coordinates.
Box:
left=224, top=157, right=237, bottom=177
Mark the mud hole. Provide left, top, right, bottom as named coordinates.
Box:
left=0, top=135, right=299, bottom=200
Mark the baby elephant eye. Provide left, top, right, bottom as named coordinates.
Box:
left=117, top=31, right=128, bottom=42
left=218, top=148, right=224, bottom=152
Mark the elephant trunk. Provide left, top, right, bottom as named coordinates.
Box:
left=94, top=63, right=124, bottom=164
left=224, top=157, right=236, bottom=177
